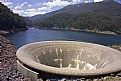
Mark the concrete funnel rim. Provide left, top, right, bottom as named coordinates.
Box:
left=16, top=41, right=121, bottom=76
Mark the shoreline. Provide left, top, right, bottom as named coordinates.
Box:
left=81, top=30, right=117, bottom=35
left=37, top=27, right=117, bottom=35
left=110, top=44, right=121, bottom=51
left=0, top=28, right=28, bottom=35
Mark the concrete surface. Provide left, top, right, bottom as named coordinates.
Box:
left=16, top=41, right=121, bottom=80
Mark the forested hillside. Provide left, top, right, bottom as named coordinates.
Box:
left=36, top=12, right=121, bottom=34
left=0, top=2, right=27, bottom=31
left=34, top=1, right=121, bottom=34
left=31, top=1, right=121, bottom=20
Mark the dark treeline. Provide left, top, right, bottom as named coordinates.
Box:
left=36, top=12, right=121, bottom=33
left=23, top=17, right=33, bottom=27
left=0, top=2, right=27, bottom=30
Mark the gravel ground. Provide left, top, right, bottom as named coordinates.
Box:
left=0, top=35, right=121, bottom=81
left=0, top=36, right=31, bottom=81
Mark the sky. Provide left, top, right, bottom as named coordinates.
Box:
left=0, top=0, right=121, bottom=17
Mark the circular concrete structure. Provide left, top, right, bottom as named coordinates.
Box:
left=16, top=41, right=121, bottom=80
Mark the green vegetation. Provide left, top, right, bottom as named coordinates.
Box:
left=33, top=1, right=121, bottom=34
left=36, top=12, right=121, bottom=34
left=23, top=17, right=33, bottom=26
left=32, top=1, right=121, bottom=21
left=0, top=2, right=27, bottom=31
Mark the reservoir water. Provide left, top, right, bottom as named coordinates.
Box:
left=5, top=27, right=121, bottom=49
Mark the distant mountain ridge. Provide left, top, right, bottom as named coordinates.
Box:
left=36, top=12, right=121, bottom=34
left=33, top=0, right=121, bottom=34
left=30, top=0, right=121, bottom=20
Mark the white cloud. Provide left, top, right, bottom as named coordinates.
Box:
left=0, top=0, right=4, bottom=3
left=14, top=2, right=28, bottom=9
left=0, top=0, right=13, bottom=8
left=12, top=8, right=46, bottom=17
left=1, top=1, right=13, bottom=6
left=24, top=11, right=46, bottom=17
left=21, top=2, right=28, bottom=7
left=24, top=8, right=47, bottom=16
left=13, top=9, right=24, bottom=14
left=72, top=0, right=81, bottom=3
left=94, top=0, right=103, bottom=2
left=38, top=7, right=49, bottom=11
left=37, top=3, right=41, bottom=6
left=13, top=6, right=49, bottom=17
left=26, top=8, right=37, bottom=12
left=43, top=0, right=72, bottom=8
left=14, top=6, right=21, bottom=9
left=28, top=4, right=32, bottom=7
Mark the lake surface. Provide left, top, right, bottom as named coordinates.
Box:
left=5, top=27, right=121, bottom=49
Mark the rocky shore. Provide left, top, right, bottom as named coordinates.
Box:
left=0, top=36, right=31, bottom=81
left=38, top=27, right=117, bottom=35
left=0, top=28, right=28, bottom=35
left=110, top=44, right=121, bottom=51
